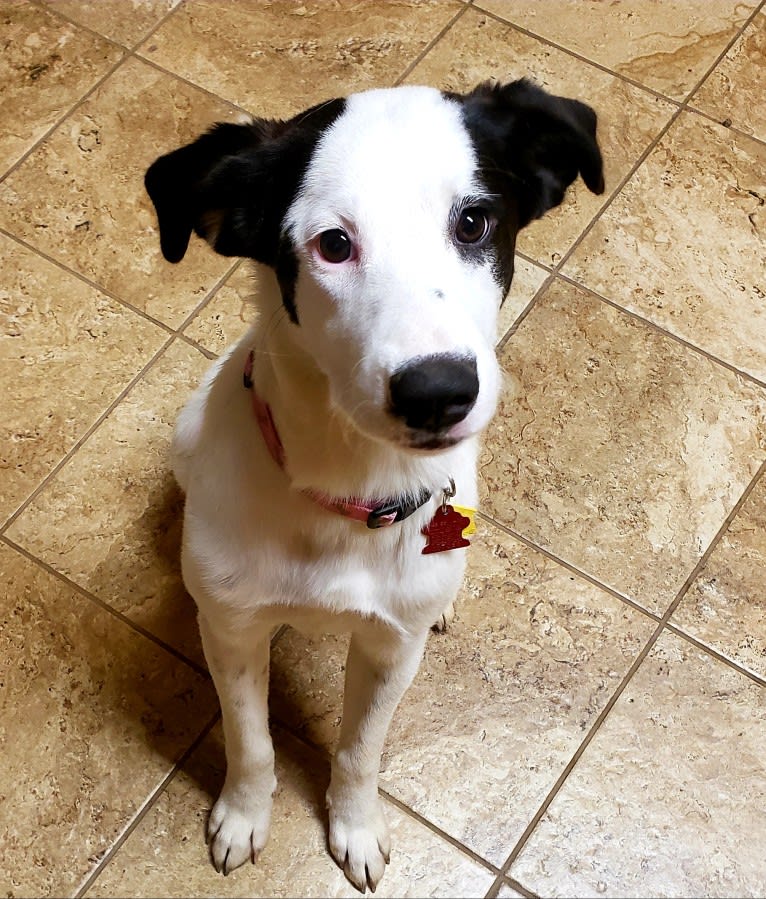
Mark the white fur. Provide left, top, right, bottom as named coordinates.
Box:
left=174, top=86, right=503, bottom=891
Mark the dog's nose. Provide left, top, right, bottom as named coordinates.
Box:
left=389, top=354, right=479, bottom=432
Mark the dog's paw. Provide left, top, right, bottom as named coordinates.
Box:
left=207, top=786, right=274, bottom=876
left=328, top=797, right=391, bottom=893
left=431, top=599, right=456, bottom=633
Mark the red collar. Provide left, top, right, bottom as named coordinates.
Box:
left=244, top=351, right=432, bottom=529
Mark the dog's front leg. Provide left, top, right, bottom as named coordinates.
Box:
left=328, top=627, right=428, bottom=892
left=198, top=613, right=276, bottom=876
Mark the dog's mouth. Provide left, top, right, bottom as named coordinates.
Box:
left=403, top=430, right=462, bottom=452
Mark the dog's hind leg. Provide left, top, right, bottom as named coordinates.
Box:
left=327, top=627, right=428, bottom=893
left=198, top=613, right=276, bottom=876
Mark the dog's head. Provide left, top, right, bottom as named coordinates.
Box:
left=146, top=80, right=603, bottom=452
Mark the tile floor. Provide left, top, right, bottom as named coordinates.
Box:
left=1, top=1, right=765, bottom=897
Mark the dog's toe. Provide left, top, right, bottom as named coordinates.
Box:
left=432, top=599, right=456, bottom=632
left=207, top=790, right=272, bottom=875
left=329, top=800, right=390, bottom=893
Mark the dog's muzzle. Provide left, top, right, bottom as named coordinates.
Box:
left=389, top=354, right=479, bottom=438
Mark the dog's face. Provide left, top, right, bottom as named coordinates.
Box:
left=146, top=80, right=603, bottom=452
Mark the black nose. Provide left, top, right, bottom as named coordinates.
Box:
left=389, top=354, right=479, bottom=432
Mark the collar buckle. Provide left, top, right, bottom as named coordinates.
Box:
left=366, top=488, right=432, bottom=529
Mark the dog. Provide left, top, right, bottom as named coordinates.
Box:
left=145, top=78, right=603, bottom=892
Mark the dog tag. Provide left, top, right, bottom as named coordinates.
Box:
left=421, top=505, right=472, bottom=554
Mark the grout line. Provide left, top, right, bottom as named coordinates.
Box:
left=551, top=0, right=765, bottom=272
left=495, top=270, right=557, bottom=353
left=0, top=227, right=177, bottom=338
left=476, top=512, right=663, bottom=624
left=553, top=271, right=766, bottom=391
left=485, top=875, right=539, bottom=899
left=681, top=0, right=766, bottom=105
left=655, top=457, right=766, bottom=626
left=129, top=50, right=248, bottom=116
left=175, top=258, right=243, bottom=335
left=74, top=709, right=221, bottom=898
left=468, top=3, right=685, bottom=105
left=664, top=622, right=766, bottom=689
left=551, top=104, right=685, bottom=273
left=380, top=788, right=503, bottom=878
left=177, top=331, right=219, bottom=361
left=0, top=332, right=181, bottom=535
left=394, top=0, right=474, bottom=86
left=1, top=533, right=210, bottom=679
left=491, top=617, right=665, bottom=880
left=26, top=0, right=135, bottom=55
left=0, top=49, right=129, bottom=188
left=685, top=102, right=766, bottom=150
left=458, top=0, right=765, bottom=295
left=269, top=710, right=506, bottom=882
left=494, top=456, right=766, bottom=880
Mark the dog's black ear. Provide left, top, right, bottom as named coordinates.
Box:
left=144, top=100, right=345, bottom=265
left=144, top=120, right=272, bottom=264
left=454, top=78, right=605, bottom=228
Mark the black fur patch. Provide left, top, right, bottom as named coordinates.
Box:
left=145, top=98, right=347, bottom=322
left=447, top=78, right=604, bottom=295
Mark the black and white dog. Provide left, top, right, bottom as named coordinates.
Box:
left=145, top=79, right=603, bottom=892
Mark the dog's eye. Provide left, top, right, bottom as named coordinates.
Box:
left=454, top=207, right=491, bottom=245
left=317, top=228, right=353, bottom=264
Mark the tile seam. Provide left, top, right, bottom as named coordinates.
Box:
left=394, top=0, right=474, bottom=86
left=554, top=0, right=766, bottom=270
left=0, top=47, right=130, bottom=188
left=495, top=456, right=766, bottom=879
left=470, top=1, right=758, bottom=110
left=485, top=874, right=538, bottom=899
left=552, top=271, right=766, bottom=392
left=0, top=334, right=178, bottom=535
left=0, top=533, right=210, bottom=678
left=0, top=227, right=177, bottom=337
left=379, top=788, right=503, bottom=879
left=476, top=512, right=663, bottom=625
left=73, top=710, right=221, bottom=898
left=663, top=622, right=766, bottom=689
left=173, top=257, right=243, bottom=335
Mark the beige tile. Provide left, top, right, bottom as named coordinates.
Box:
left=0, top=0, right=122, bottom=174
left=671, top=474, right=766, bottom=681
left=497, top=258, right=549, bottom=341
left=0, top=541, right=217, bottom=898
left=183, top=262, right=258, bottom=356
left=408, top=7, right=676, bottom=265
left=497, top=885, right=525, bottom=899
left=41, top=0, right=182, bottom=48
left=480, top=279, right=766, bottom=614
left=86, top=723, right=494, bottom=898
left=564, top=111, right=766, bottom=383
left=0, top=56, right=239, bottom=328
left=139, top=0, right=462, bottom=117
left=269, top=520, right=656, bottom=865
left=477, top=0, right=757, bottom=100
left=0, top=233, right=167, bottom=524
left=509, top=631, right=766, bottom=897
left=5, top=340, right=212, bottom=665
left=691, top=11, right=766, bottom=141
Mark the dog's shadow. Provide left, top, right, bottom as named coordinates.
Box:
left=85, top=470, right=335, bottom=859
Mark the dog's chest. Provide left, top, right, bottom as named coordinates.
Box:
left=196, top=506, right=467, bottom=633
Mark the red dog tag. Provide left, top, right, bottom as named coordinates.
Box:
left=421, top=505, right=471, bottom=554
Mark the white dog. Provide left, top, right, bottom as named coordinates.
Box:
left=145, top=78, right=603, bottom=892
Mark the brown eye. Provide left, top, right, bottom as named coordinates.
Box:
left=318, top=228, right=353, bottom=263
left=455, top=207, right=491, bottom=245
